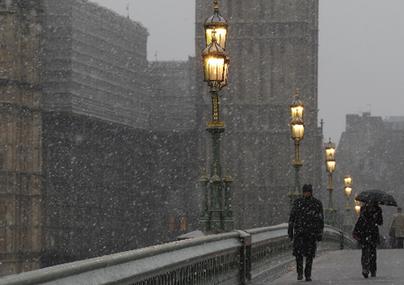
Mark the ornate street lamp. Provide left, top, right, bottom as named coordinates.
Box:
left=289, top=89, right=305, bottom=207
left=343, top=175, right=353, bottom=232
left=325, top=138, right=336, bottom=225
left=199, top=0, right=233, bottom=233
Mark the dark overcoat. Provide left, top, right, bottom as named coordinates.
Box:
left=353, top=204, right=383, bottom=246
left=288, top=196, right=324, bottom=257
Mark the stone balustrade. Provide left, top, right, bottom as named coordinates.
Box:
left=0, top=224, right=355, bottom=285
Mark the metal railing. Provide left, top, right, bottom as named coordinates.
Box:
left=0, top=224, right=355, bottom=285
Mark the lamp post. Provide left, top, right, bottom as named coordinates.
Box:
left=289, top=89, right=305, bottom=207
left=199, top=0, right=233, bottom=233
left=343, top=175, right=353, bottom=232
left=325, top=138, right=336, bottom=225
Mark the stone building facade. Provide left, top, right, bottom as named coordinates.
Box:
left=0, top=0, right=43, bottom=274
left=0, top=0, right=323, bottom=275
left=0, top=0, right=198, bottom=275
left=195, top=0, right=323, bottom=228
left=148, top=60, right=196, bottom=131
left=40, top=0, right=150, bottom=126
left=336, top=113, right=404, bottom=234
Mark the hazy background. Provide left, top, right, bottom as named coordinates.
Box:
left=93, top=0, right=404, bottom=142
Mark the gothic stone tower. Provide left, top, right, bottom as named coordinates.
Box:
left=195, top=0, right=322, bottom=228
left=0, top=0, right=43, bottom=274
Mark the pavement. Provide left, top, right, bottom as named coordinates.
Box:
left=269, top=249, right=404, bottom=285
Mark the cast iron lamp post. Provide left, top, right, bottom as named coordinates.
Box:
left=289, top=89, right=304, bottom=207
left=343, top=175, right=353, bottom=232
left=199, top=0, right=233, bottom=233
left=325, top=138, right=336, bottom=225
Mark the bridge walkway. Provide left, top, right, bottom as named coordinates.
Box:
left=267, top=249, right=404, bottom=285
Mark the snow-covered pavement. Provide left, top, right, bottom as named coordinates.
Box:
left=270, top=250, right=404, bottom=285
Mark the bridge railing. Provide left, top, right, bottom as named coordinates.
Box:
left=0, top=224, right=355, bottom=285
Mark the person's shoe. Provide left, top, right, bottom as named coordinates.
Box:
left=362, top=270, right=369, bottom=279
left=305, top=277, right=312, bottom=282
left=297, top=274, right=303, bottom=280
left=371, top=271, right=376, bottom=277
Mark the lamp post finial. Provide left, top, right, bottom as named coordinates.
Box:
left=214, top=0, right=219, bottom=11
left=294, top=87, right=300, bottom=98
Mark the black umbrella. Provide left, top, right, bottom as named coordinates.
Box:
left=355, top=189, right=397, bottom=206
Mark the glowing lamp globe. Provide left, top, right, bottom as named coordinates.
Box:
left=344, top=186, right=352, bottom=197
left=326, top=160, right=336, bottom=173
left=344, top=175, right=353, bottom=187
left=325, top=139, right=336, bottom=161
left=290, top=90, right=304, bottom=121
left=355, top=205, right=361, bottom=216
left=290, top=120, right=305, bottom=141
left=204, top=1, right=228, bottom=48
left=202, top=35, right=228, bottom=84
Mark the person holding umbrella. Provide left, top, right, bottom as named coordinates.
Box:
left=353, top=201, right=383, bottom=278
left=353, top=190, right=397, bottom=278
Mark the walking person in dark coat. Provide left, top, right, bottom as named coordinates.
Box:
left=353, top=201, right=383, bottom=278
left=389, top=207, right=404, bottom=248
left=288, top=184, right=324, bottom=282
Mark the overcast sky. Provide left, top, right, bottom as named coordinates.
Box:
left=93, top=0, right=404, bottom=142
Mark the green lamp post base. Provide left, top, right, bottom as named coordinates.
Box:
left=342, top=207, right=354, bottom=233
left=325, top=208, right=337, bottom=226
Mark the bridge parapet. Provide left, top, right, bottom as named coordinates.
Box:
left=0, top=224, right=355, bottom=285
left=245, top=224, right=356, bottom=283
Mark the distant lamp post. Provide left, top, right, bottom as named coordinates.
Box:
left=325, top=138, right=336, bottom=225
left=289, top=89, right=305, bottom=207
left=343, top=175, right=353, bottom=232
left=199, top=0, right=233, bottom=233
